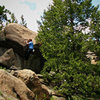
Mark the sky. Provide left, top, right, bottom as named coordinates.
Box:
left=0, top=0, right=100, bottom=32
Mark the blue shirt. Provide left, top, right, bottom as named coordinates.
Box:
left=29, top=41, right=34, bottom=49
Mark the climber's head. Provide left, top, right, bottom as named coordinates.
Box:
left=28, top=39, right=32, bottom=42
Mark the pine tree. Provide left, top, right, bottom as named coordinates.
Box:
left=0, top=5, right=10, bottom=30
left=20, top=15, right=27, bottom=27
left=0, top=5, right=18, bottom=30
left=8, top=13, right=18, bottom=23
left=37, top=0, right=100, bottom=99
left=90, top=7, right=100, bottom=59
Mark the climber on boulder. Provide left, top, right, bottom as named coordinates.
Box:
left=25, top=39, right=34, bottom=59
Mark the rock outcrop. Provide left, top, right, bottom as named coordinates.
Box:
left=11, top=69, right=50, bottom=100
left=0, top=69, right=66, bottom=100
left=0, top=69, right=34, bottom=100
left=4, top=23, right=37, bottom=45
left=11, top=69, right=66, bottom=100
left=0, top=23, right=66, bottom=100
left=0, top=23, right=37, bottom=57
left=0, top=23, right=44, bottom=73
left=0, top=48, right=17, bottom=67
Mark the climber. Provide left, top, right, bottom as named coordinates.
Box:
left=27, top=39, right=34, bottom=52
left=25, top=39, right=34, bottom=59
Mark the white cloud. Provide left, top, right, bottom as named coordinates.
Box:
left=0, top=0, right=53, bottom=32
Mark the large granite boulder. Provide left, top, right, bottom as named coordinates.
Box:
left=0, top=23, right=37, bottom=57
left=4, top=23, right=37, bottom=45
left=0, top=23, right=45, bottom=73
left=0, top=69, right=35, bottom=100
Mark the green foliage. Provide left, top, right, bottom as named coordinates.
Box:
left=0, top=90, right=2, bottom=96
left=20, top=15, right=27, bottom=28
left=50, top=96, right=54, bottom=100
left=90, top=9, right=100, bottom=57
left=0, top=66, right=6, bottom=70
left=42, top=59, right=100, bottom=99
left=37, top=0, right=100, bottom=99
left=0, top=5, right=18, bottom=30
left=8, top=13, right=18, bottom=23
left=8, top=98, right=11, bottom=100
left=97, top=61, right=100, bottom=65
left=0, top=5, right=10, bottom=30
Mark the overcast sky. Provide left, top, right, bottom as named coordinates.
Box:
left=0, top=0, right=100, bottom=32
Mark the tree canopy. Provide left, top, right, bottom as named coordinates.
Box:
left=37, top=0, right=100, bottom=99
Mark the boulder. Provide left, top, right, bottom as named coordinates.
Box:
left=0, top=23, right=37, bottom=57
left=0, top=69, right=35, bottom=100
left=4, top=23, right=37, bottom=46
left=0, top=48, right=24, bottom=69
left=11, top=69, right=51, bottom=100
left=0, top=48, right=17, bottom=67
left=0, top=23, right=45, bottom=73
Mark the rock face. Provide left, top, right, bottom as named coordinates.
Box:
left=0, top=69, right=34, bottom=100
left=0, top=23, right=44, bottom=73
left=4, top=23, right=37, bottom=45
left=0, top=48, right=17, bottom=67
left=11, top=69, right=50, bottom=100
left=0, top=69, right=66, bottom=100
left=11, top=69, right=66, bottom=100
left=0, top=23, right=37, bottom=57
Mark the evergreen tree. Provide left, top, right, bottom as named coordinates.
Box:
left=90, top=7, right=100, bottom=59
left=37, top=0, right=100, bottom=99
left=8, top=13, right=18, bottom=23
left=0, top=5, right=18, bottom=31
left=20, top=15, right=27, bottom=27
left=0, top=5, right=10, bottom=30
